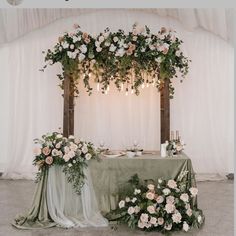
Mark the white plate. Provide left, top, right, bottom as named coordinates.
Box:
left=102, top=151, right=125, bottom=158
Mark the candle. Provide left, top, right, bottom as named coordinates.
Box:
left=176, top=130, right=179, bottom=140
left=170, top=131, right=174, bottom=141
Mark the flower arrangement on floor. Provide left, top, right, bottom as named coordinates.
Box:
left=33, top=132, right=99, bottom=194
left=41, top=23, right=190, bottom=98
left=112, top=174, right=204, bottom=234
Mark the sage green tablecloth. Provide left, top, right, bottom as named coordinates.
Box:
left=89, top=152, right=196, bottom=215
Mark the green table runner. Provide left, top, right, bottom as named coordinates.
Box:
left=89, top=152, right=196, bottom=214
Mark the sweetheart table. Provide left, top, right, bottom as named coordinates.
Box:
left=13, top=152, right=197, bottom=229
left=89, top=152, right=197, bottom=215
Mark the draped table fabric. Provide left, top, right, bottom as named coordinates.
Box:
left=89, top=152, right=197, bottom=215
left=13, top=152, right=196, bottom=229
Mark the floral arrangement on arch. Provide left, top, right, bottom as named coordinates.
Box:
left=42, top=23, right=190, bottom=98
left=111, top=174, right=204, bottom=234
left=33, top=132, right=99, bottom=194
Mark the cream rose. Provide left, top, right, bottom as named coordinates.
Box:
left=162, top=188, right=171, bottom=196
left=167, top=180, right=177, bottom=189
left=118, top=200, right=125, bottom=208
left=189, top=187, right=198, bottom=197
left=138, top=220, right=145, bottom=229
left=166, top=196, right=175, bottom=204
left=147, top=184, right=155, bottom=191
left=131, top=197, right=137, bottom=203
left=52, top=149, right=58, bottom=156
left=150, top=217, right=157, bottom=225
left=180, top=193, right=189, bottom=202
left=82, top=146, right=88, bottom=154
left=147, top=205, right=156, bottom=214
left=127, top=206, right=135, bottom=215
left=183, top=221, right=189, bottom=232
left=125, top=197, right=130, bottom=202
left=140, top=213, right=149, bottom=223
left=85, top=153, right=92, bottom=160
left=186, top=208, right=192, bottom=216
left=134, top=206, right=140, bottom=214
left=63, top=154, right=70, bottom=162
left=134, top=189, right=141, bottom=195
left=164, top=203, right=175, bottom=213
left=164, top=223, right=172, bottom=230
left=172, top=212, right=182, bottom=223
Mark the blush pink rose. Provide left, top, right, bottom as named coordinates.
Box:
left=45, top=156, right=53, bottom=165
left=42, top=147, right=51, bottom=156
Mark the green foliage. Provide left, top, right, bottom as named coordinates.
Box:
left=42, top=24, right=190, bottom=98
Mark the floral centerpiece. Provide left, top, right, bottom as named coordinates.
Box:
left=111, top=174, right=204, bottom=234
left=33, top=132, right=99, bottom=194
left=166, top=138, right=185, bottom=157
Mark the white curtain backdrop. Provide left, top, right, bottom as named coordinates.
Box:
left=0, top=9, right=234, bottom=180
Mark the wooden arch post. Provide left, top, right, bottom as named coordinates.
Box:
left=160, top=79, right=170, bottom=143
left=63, top=73, right=74, bottom=138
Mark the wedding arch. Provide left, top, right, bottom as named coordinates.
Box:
left=42, top=23, right=190, bottom=143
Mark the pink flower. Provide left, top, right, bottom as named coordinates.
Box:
left=150, top=217, right=157, bottom=225
left=33, top=147, right=41, bottom=156
left=128, top=206, right=135, bottom=215
left=166, top=196, right=175, bottom=204
left=45, top=156, right=53, bottom=165
left=147, top=205, right=156, bottom=214
left=138, top=220, right=145, bottom=229
left=167, top=180, right=177, bottom=189
left=146, top=192, right=155, bottom=200
left=140, top=213, right=149, bottom=223
left=180, top=193, right=189, bottom=202
left=172, top=212, right=182, bottom=223
left=156, top=195, right=164, bottom=204
left=147, top=184, right=155, bottom=191
left=157, top=217, right=164, bottom=225
left=189, top=187, right=198, bottom=197
left=42, top=147, right=51, bottom=156
left=164, top=203, right=175, bottom=213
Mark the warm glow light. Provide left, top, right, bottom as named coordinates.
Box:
left=121, top=83, right=124, bottom=91
left=125, top=91, right=128, bottom=96
left=146, top=83, right=149, bottom=88
left=131, top=89, right=134, bottom=94
left=97, top=83, right=100, bottom=91
left=105, top=90, right=108, bottom=95
left=141, top=84, right=145, bottom=89
left=107, top=85, right=110, bottom=91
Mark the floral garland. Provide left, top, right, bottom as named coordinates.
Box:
left=42, top=23, right=190, bottom=98
left=110, top=174, right=204, bottom=234
left=33, top=132, right=99, bottom=194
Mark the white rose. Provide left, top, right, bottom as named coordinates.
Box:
left=180, top=193, right=189, bottom=202
left=172, top=212, right=182, bottom=223
left=166, top=196, right=175, bottom=204
left=147, top=184, right=155, bottom=191
left=197, top=215, right=202, bottom=223
left=95, top=41, right=100, bottom=48
left=63, top=154, right=70, bottom=162
left=72, top=160, right=76, bottom=164
left=64, top=146, right=70, bottom=154
left=134, top=189, right=141, bottom=195
left=113, top=36, right=119, bottom=42
left=52, top=149, right=58, bottom=156
left=164, top=223, right=172, bottom=231
left=156, top=195, right=164, bottom=204
left=146, top=192, right=155, bottom=200
left=127, top=206, right=135, bottom=215
left=189, top=187, right=198, bottom=197
left=140, top=47, right=145, bottom=52
left=131, top=197, right=137, bottom=203
left=85, top=153, right=92, bottom=160
left=147, top=205, right=156, bottom=214
left=138, top=220, right=145, bottom=229
left=59, top=46, right=63, bottom=51
left=163, top=188, right=171, bottom=195
left=98, top=35, right=105, bottom=43
left=183, top=221, right=189, bottom=232
left=133, top=36, right=138, bottom=41
left=164, top=203, right=175, bottom=213
left=118, top=200, right=125, bottom=208
left=62, top=42, right=69, bottom=49
left=167, top=180, right=177, bottom=189
left=55, top=142, right=61, bottom=149
left=125, top=197, right=130, bottom=202
left=57, top=150, right=63, bottom=158
left=68, top=163, right=72, bottom=167
left=56, top=134, right=63, bottom=139
left=134, top=206, right=140, bottom=213
left=115, top=48, right=125, bottom=57
left=140, top=213, right=149, bottom=223
left=157, top=217, right=164, bottom=225
left=70, top=44, right=75, bottom=50
left=109, top=44, right=116, bottom=52
left=80, top=44, right=87, bottom=54
left=104, top=41, right=111, bottom=47
left=96, top=47, right=102, bottom=52
left=78, top=53, right=85, bottom=61
left=72, top=36, right=78, bottom=43
left=150, top=217, right=157, bottom=225
left=82, top=145, right=88, bottom=154
left=68, top=151, right=75, bottom=158
left=176, top=50, right=181, bottom=57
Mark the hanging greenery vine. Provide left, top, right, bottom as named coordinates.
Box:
left=42, top=23, right=190, bottom=98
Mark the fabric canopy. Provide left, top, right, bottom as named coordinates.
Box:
left=0, top=8, right=234, bottom=45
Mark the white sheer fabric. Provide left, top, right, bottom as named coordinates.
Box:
left=47, top=166, right=108, bottom=228
left=0, top=9, right=234, bottom=45
left=0, top=9, right=234, bottom=179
